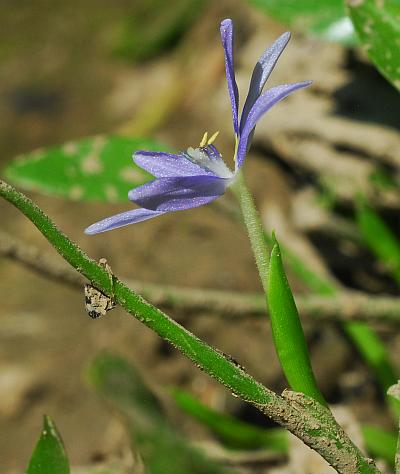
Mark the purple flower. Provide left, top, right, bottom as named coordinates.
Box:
left=85, top=19, right=311, bottom=235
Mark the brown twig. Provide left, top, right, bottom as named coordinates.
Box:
left=1, top=230, right=400, bottom=324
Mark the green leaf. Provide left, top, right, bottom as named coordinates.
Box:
left=264, top=224, right=399, bottom=414
left=264, top=234, right=335, bottom=296
left=87, top=352, right=166, bottom=424
left=388, top=382, right=400, bottom=471
left=370, top=168, right=399, bottom=191
left=87, top=353, right=228, bottom=474
left=26, top=415, right=70, bottom=474
left=346, top=321, right=397, bottom=392
left=355, top=202, right=400, bottom=415
left=356, top=201, right=400, bottom=285
left=267, top=235, right=326, bottom=405
left=361, top=424, right=397, bottom=467
left=346, top=0, right=400, bottom=91
left=172, top=388, right=288, bottom=451
left=3, top=135, right=165, bottom=202
left=248, top=0, right=356, bottom=43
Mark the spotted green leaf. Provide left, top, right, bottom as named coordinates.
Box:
left=346, top=0, right=400, bottom=91
left=26, top=415, right=69, bottom=474
left=248, top=0, right=356, bottom=44
left=3, top=135, right=165, bottom=202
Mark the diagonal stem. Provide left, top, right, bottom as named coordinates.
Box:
left=0, top=178, right=379, bottom=473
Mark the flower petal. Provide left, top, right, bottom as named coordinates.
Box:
left=128, top=175, right=229, bottom=211
left=236, top=81, right=312, bottom=168
left=220, top=19, right=239, bottom=136
left=134, top=150, right=216, bottom=178
left=240, top=32, right=291, bottom=133
left=84, top=208, right=164, bottom=234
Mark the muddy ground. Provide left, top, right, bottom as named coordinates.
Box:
left=1, top=1, right=400, bottom=473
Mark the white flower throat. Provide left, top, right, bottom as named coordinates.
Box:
left=185, top=131, right=234, bottom=180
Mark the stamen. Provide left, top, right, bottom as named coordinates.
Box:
left=199, top=132, right=208, bottom=148
left=207, top=131, right=220, bottom=145
left=185, top=145, right=233, bottom=180
left=233, top=135, right=239, bottom=170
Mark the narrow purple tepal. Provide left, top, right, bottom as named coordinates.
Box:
left=85, top=19, right=311, bottom=235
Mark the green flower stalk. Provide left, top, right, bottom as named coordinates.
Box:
left=232, top=175, right=325, bottom=406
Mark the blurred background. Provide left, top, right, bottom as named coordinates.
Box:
left=1, top=1, right=400, bottom=473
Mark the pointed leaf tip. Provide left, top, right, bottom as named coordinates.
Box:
left=268, top=239, right=326, bottom=406
left=26, top=415, right=69, bottom=474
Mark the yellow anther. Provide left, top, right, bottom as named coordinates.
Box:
left=200, top=132, right=208, bottom=148
left=207, top=131, right=220, bottom=145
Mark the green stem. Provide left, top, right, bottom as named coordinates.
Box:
left=231, top=173, right=270, bottom=292
left=232, top=174, right=398, bottom=417
left=232, top=173, right=326, bottom=405
left=396, top=419, right=400, bottom=474
left=387, top=383, right=400, bottom=472
left=4, top=229, right=400, bottom=324
left=0, top=179, right=379, bottom=474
